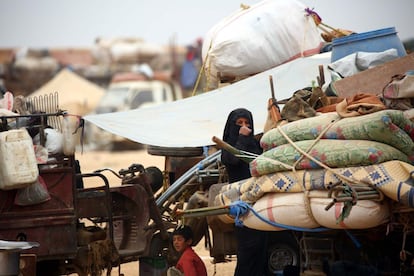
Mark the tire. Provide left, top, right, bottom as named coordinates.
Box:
left=267, top=242, right=300, bottom=275
left=147, top=146, right=203, bottom=157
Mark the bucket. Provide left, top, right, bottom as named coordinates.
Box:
left=139, top=257, right=167, bottom=276
left=331, top=27, right=406, bottom=62
left=0, top=251, right=20, bottom=276
left=0, top=129, right=39, bottom=190
left=0, top=240, right=39, bottom=276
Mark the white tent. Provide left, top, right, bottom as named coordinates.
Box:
left=84, top=52, right=331, bottom=147
left=30, top=68, right=104, bottom=115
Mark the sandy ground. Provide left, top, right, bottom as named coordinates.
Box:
left=76, top=148, right=236, bottom=276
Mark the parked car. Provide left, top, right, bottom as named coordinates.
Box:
left=86, top=71, right=183, bottom=150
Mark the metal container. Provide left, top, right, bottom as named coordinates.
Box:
left=0, top=240, right=39, bottom=276
left=0, top=250, right=20, bottom=276
left=331, top=27, right=406, bottom=62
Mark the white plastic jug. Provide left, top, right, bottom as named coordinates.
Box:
left=0, top=129, right=39, bottom=190
left=62, top=115, right=80, bottom=156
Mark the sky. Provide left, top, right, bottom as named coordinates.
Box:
left=0, top=0, right=413, bottom=49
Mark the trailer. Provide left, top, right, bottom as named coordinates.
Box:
left=0, top=97, right=174, bottom=275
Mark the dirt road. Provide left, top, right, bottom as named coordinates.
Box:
left=76, top=148, right=236, bottom=275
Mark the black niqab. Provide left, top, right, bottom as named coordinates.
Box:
left=223, top=108, right=255, bottom=146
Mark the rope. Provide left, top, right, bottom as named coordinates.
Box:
left=290, top=118, right=339, bottom=171
left=192, top=40, right=212, bottom=96
left=345, top=229, right=361, bottom=249
left=235, top=149, right=295, bottom=170
left=301, top=13, right=309, bottom=58
left=228, top=200, right=329, bottom=232
left=275, top=124, right=373, bottom=188
left=303, top=191, right=319, bottom=226
left=228, top=200, right=250, bottom=227
left=275, top=122, right=389, bottom=221
left=228, top=200, right=362, bottom=248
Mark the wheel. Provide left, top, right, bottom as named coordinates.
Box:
left=267, top=242, right=300, bottom=275
left=147, top=146, right=203, bottom=157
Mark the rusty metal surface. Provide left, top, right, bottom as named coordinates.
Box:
left=20, top=254, right=37, bottom=276
left=0, top=165, right=78, bottom=260
left=110, top=184, right=153, bottom=261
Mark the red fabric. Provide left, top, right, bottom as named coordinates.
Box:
left=175, top=247, right=207, bottom=276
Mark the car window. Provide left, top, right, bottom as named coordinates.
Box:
left=99, top=87, right=129, bottom=107
left=130, top=90, right=154, bottom=109
left=95, top=87, right=130, bottom=113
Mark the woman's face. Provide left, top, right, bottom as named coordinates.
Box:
left=236, top=117, right=250, bottom=128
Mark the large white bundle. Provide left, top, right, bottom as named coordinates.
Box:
left=202, top=0, right=323, bottom=89
left=14, top=56, right=59, bottom=71
left=244, top=192, right=321, bottom=230
left=110, top=41, right=164, bottom=63
left=310, top=196, right=390, bottom=229
left=242, top=191, right=390, bottom=231
left=94, top=37, right=164, bottom=63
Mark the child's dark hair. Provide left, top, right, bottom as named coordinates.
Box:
left=173, top=225, right=193, bottom=241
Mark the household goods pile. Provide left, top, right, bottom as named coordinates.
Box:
left=214, top=68, right=414, bottom=232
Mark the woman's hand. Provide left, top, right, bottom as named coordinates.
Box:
left=239, top=126, right=252, bottom=136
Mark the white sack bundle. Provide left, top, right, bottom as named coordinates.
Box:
left=202, top=0, right=323, bottom=89
left=33, top=128, right=64, bottom=155
left=242, top=191, right=390, bottom=231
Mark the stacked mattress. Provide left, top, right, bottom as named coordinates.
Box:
left=214, top=110, right=414, bottom=230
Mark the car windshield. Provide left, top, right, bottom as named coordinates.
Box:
left=130, top=89, right=154, bottom=109
left=99, top=87, right=130, bottom=107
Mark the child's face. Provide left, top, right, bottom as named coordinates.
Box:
left=173, top=235, right=192, bottom=253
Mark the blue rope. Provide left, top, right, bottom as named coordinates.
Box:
left=228, top=200, right=250, bottom=227
left=345, top=229, right=361, bottom=248
left=228, top=200, right=362, bottom=247
left=229, top=200, right=329, bottom=232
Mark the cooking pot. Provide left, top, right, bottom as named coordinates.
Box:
left=0, top=240, right=39, bottom=276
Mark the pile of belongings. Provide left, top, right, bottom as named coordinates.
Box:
left=0, top=91, right=81, bottom=206
left=213, top=54, right=414, bottom=232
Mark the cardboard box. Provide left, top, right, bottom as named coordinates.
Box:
left=331, top=53, right=414, bottom=98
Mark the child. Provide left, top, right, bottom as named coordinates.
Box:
left=170, top=225, right=207, bottom=276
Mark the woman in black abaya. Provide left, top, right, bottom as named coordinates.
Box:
left=221, top=108, right=268, bottom=276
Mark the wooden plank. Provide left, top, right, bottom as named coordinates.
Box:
left=331, top=53, right=414, bottom=98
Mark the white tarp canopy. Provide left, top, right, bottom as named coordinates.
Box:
left=84, top=52, right=331, bottom=147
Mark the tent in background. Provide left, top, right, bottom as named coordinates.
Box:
left=30, top=68, right=104, bottom=115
